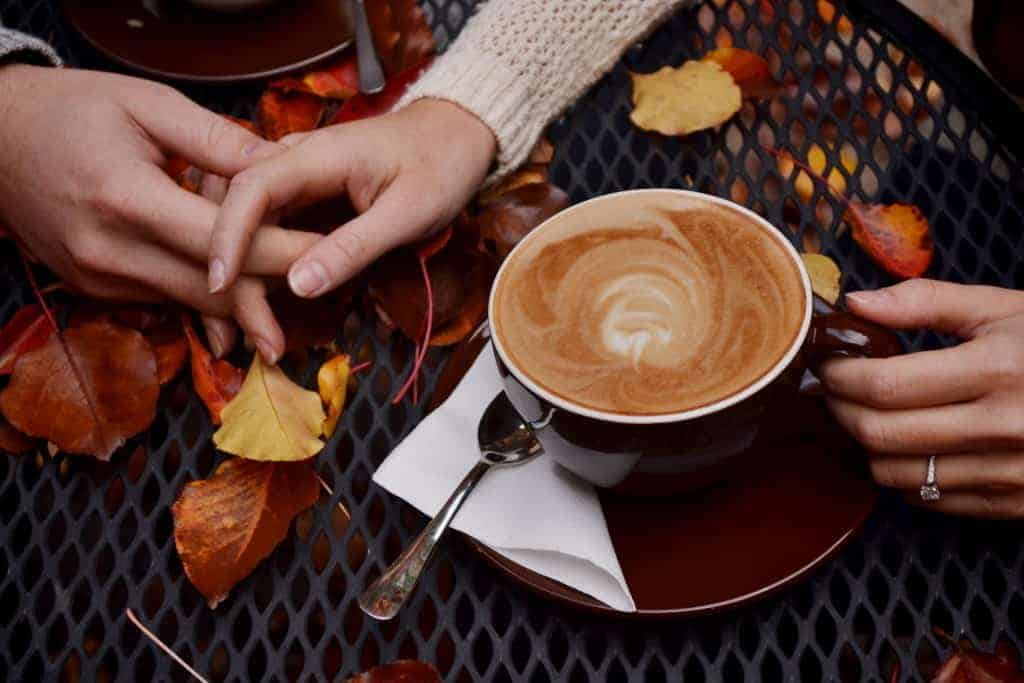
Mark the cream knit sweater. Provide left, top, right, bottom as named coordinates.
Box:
left=398, top=0, right=697, bottom=181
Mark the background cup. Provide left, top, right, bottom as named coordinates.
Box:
left=488, top=189, right=902, bottom=496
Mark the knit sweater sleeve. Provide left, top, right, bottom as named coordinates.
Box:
left=0, top=23, right=62, bottom=67
left=397, top=0, right=696, bottom=181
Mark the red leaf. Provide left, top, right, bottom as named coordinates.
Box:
left=932, top=639, right=1024, bottom=682
left=366, top=0, right=436, bottom=77
left=330, top=58, right=433, bottom=125
left=256, top=90, right=326, bottom=142
left=846, top=202, right=934, bottom=278
left=0, top=416, right=33, bottom=454
left=70, top=305, right=187, bottom=385
left=0, top=304, right=53, bottom=376
left=270, top=54, right=359, bottom=99
left=702, top=47, right=785, bottom=99
left=173, top=458, right=320, bottom=608
left=475, top=183, right=571, bottom=260
left=0, top=320, right=159, bottom=459
left=346, top=661, right=442, bottom=683
left=268, top=288, right=355, bottom=354
left=182, top=317, right=245, bottom=425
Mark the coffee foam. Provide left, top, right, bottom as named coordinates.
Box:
left=492, top=195, right=807, bottom=416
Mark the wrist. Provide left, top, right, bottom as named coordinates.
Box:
left=405, top=97, right=498, bottom=166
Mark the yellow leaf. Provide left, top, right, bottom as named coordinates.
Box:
left=801, top=253, right=842, bottom=305
left=214, top=355, right=325, bottom=461
left=629, top=61, right=741, bottom=136
left=317, top=354, right=351, bottom=438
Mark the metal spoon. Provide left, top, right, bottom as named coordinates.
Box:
left=359, top=392, right=543, bottom=621
left=348, top=0, right=386, bottom=94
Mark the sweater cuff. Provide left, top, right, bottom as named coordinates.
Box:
left=0, top=28, right=63, bottom=67
left=396, top=43, right=542, bottom=185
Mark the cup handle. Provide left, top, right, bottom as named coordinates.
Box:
left=798, top=295, right=904, bottom=394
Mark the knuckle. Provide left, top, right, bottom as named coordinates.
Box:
left=91, top=172, right=135, bottom=219
left=852, top=414, right=895, bottom=452
left=66, top=232, right=108, bottom=273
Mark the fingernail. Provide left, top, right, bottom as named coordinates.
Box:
left=255, top=338, right=279, bottom=365
left=289, top=261, right=329, bottom=298
left=208, top=328, right=226, bottom=359
left=209, top=259, right=226, bottom=294
left=845, top=290, right=881, bottom=306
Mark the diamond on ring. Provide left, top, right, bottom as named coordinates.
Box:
left=919, top=455, right=941, bottom=502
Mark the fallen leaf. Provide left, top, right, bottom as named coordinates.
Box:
left=528, top=138, right=555, bottom=165
left=268, top=289, right=347, bottom=354
left=0, top=416, right=33, bottom=454
left=932, top=636, right=1024, bottom=682
left=801, top=253, right=842, bottom=305
left=0, top=320, right=159, bottom=459
left=256, top=90, right=326, bottom=141
left=846, top=202, right=933, bottom=278
left=346, top=661, right=442, bottom=683
left=428, top=259, right=493, bottom=347
left=818, top=0, right=854, bottom=35
left=182, top=318, right=245, bottom=425
left=629, top=61, right=741, bottom=136
left=330, top=59, right=432, bottom=125
left=366, top=0, right=436, bottom=77
left=73, top=307, right=187, bottom=386
left=368, top=246, right=468, bottom=342
left=317, top=354, right=351, bottom=438
left=775, top=144, right=855, bottom=201
left=270, top=54, right=359, bottom=99
left=0, top=304, right=53, bottom=375
left=478, top=166, right=549, bottom=206
left=173, top=457, right=320, bottom=608
left=702, top=47, right=784, bottom=98
left=214, top=355, right=325, bottom=462
left=475, top=183, right=570, bottom=260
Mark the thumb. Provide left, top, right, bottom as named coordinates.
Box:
left=845, top=279, right=1024, bottom=338
left=131, top=84, right=280, bottom=176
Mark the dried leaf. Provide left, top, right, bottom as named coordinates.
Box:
left=846, top=202, right=933, bottom=278
left=366, top=0, right=436, bottom=77
left=73, top=307, right=187, bottom=386
left=932, top=638, right=1024, bottom=682
left=818, top=0, right=854, bottom=35
left=428, top=258, right=493, bottom=347
left=270, top=54, right=359, bottom=99
left=476, top=183, right=570, bottom=261
left=775, top=144, right=854, bottom=202
left=330, top=59, right=432, bottom=125
left=702, top=47, right=784, bottom=98
left=0, top=416, right=33, bottom=454
left=478, top=166, right=549, bottom=206
left=317, top=354, right=351, bottom=438
left=268, top=290, right=347, bottom=354
left=0, top=320, right=159, bottom=460
left=801, top=253, right=842, bottom=305
left=0, top=304, right=53, bottom=375
left=183, top=318, right=245, bottom=425
left=629, top=61, right=741, bottom=136
left=256, top=90, right=325, bottom=142
left=214, top=355, right=325, bottom=462
left=346, top=661, right=442, bottom=683
left=527, top=138, right=554, bottom=166
left=173, top=457, right=320, bottom=608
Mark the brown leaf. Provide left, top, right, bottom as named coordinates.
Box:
left=702, top=47, right=785, bottom=98
left=71, top=306, right=187, bottom=385
left=366, top=0, right=436, bottom=77
left=268, top=289, right=348, bottom=353
left=846, top=202, right=934, bottom=278
left=346, top=661, right=442, bottom=683
left=256, top=90, right=326, bottom=142
left=932, top=637, right=1024, bottom=682
left=478, top=165, right=549, bottom=206
left=173, top=457, right=320, bottom=608
left=475, top=183, right=570, bottom=261
left=0, top=320, right=159, bottom=460
left=0, top=304, right=53, bottom=376
left=0, top=416, right=33, bottom=454
left=182, top=318, right=245, bottom=425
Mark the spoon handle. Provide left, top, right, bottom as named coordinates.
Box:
left=349, top=0, right=386, bottom=94
left=359, top=461, right=491, bottom=620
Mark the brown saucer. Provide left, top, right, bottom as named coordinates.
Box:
left=470, top=417, right=876, bottom=618
left=63, top=0, right=353, bottom=83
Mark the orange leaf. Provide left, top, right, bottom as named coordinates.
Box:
left=846, top=202, right=934, bottom=278
left=330, top=58, right=432, bottom=125
left=475, top=183, right=570, bottom=261
left=0, top=320, right=159, bottom=459
left=256, top=90, right=325, bottom=142
left=182, top=317, right=245, bottom=425
left=775, top=144, right=855, bottom=202
left=366, top=0, right=436, bottom=77
left=818, top=0, right=854, bottom=35
left=478, top=166, right=549, bottom=206
left=0, top=416, right=33, bottom=454
left=173, top=458, right=320, bottom=608
left=270, top=54, right=359, bottom=99
left=70, top=306, right=187, bottom=385
left=317, top=354, right=351, bottom=438
left=702, top=47, right=784, bottom=98
left=346, top=661, right=442, bottom=683
left=0, top=304, right=53, bottom=376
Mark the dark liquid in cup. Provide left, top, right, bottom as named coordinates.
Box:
left=492, top=195, right=807, bottom=415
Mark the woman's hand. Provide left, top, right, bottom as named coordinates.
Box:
left=208, top=97, right=497, bottom=300
left=822, top=279, right=1024, bottom=518
left=0, top=65, right=319, bottom=361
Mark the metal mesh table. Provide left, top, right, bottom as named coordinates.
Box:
left=1, top=0, right=1022, bottom=680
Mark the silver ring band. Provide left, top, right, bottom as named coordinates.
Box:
left=919, top=455, right=941, bottom=501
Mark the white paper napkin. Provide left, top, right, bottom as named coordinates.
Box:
left=372, top=344, right=636, bottom=612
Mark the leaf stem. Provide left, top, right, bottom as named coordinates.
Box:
left=392, top=255, right=434, bottom=405
left=18, top=250, right=58, bottom=333
left=763, top=145, right=851, bottom=207
left=125, top=609, right=209, bottom=683
left=350, top=360, right=373, bottom=376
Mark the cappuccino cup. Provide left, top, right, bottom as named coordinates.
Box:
left=488, top=189, right=901, bottom=496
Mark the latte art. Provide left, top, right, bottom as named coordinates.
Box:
left=492, top=197, right=807, bottom=415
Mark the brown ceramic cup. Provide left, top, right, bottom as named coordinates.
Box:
left=488, top=190, right=902, bottom=496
